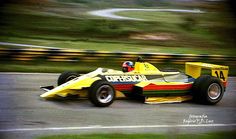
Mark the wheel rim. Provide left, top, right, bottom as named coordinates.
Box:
left=208, top=83, right=221, bottom=100
left=96, top=85, right=114, bottom=103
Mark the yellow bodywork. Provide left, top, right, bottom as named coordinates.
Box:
left=145, top=95, right=193, bottom=104
left=185, top=62, right=229, bottom=82
left=40, top=76, right=101, bottom=98
left=40, top=67, right=104, bottom=98
left=132, top=62, right=179, bottom=75
left=133, top=62, right=161, bottom=74
left=40, top=68, right=128, bottom=99
left=40, top=61, right=229, bottom=104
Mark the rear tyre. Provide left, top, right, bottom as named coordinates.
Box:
left=89, top=80, right=115, bottom=107
left=57, top=71, right=80, bottom=86
left=192, top=75, right=224, bottom=105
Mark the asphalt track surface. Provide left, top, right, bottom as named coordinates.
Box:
left=0, top=73, right=235, bottom=139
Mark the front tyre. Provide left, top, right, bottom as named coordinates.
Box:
left=192, top=75, right=224, bottom=105
left=57, top=71, right=80, bottom=86
left=89, top=80, right=115, bottom=107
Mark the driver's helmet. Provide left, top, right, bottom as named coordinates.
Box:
left=122, top=61, right=134, bottom=72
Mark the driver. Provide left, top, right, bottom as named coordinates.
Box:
left=122, top=61, right=134, bottom=72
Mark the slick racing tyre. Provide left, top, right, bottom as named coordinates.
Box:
left=192, top=75, right=224, bottom=105
left=89, top=80, right=115, bottom=107
left=57, top=71, right=80, bottom=86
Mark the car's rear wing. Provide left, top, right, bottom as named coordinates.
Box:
left=185, top=62, right=229, bottom=82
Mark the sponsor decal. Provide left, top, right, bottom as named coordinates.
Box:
left=105, top=75, right=147, bottom=82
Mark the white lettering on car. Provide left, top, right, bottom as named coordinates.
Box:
left=105, top=75, right=147, bottom=82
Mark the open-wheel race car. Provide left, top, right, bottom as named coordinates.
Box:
left=40, top=57, right=229, bottom=107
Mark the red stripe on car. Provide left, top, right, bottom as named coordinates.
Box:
left=143, top=83, right=192, bottom=91
left=113, top=84, right=134, bottom=91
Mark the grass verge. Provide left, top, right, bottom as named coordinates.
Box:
left=1, top=36, right=236, bottom=55
left=1, top=61, right=235, bottom=76
left=36, top=131, right=236, bottom=139
left=0, top=2, right=236, bottom=56
left=0, top=1, right=235, bottom=73
left=0, top=61, right=121, bottom=73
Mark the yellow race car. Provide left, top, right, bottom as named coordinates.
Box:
left=40, top=57, right=229, bottom=107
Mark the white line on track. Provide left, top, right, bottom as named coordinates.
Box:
left=0, top=72, right=59, bottom=75
left=88, top=8, right=204, bottom=20
left=0, top=42, right=60, bottom=49
left=1, top=124, right=236, bottom=132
